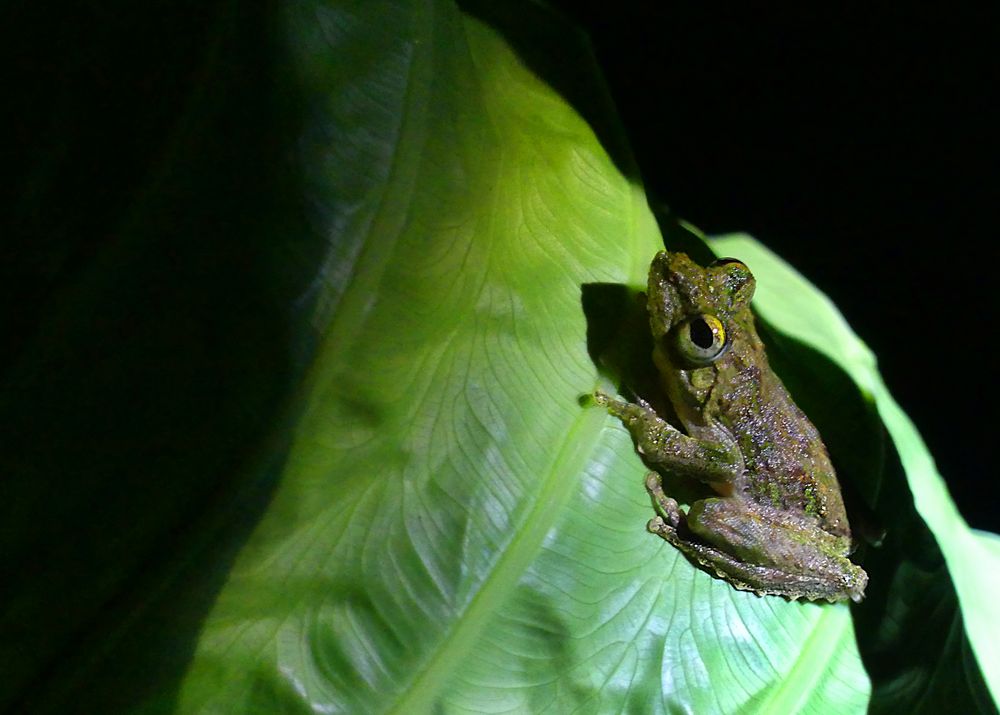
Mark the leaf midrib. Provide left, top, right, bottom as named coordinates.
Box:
left=386, top=401, right=609, bottom=713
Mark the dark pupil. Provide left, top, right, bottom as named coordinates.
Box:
left=689, top=318, right=715, bottom=349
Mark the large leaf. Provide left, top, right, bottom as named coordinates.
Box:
left=4, top=1, right=997, bottom=713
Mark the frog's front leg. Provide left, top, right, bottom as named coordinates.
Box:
left=594, top=391, right=742, bottom=483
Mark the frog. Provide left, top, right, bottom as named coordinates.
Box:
left=594, top=250, right=868, bottom=602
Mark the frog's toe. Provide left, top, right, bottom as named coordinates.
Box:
left=592, top=389, right=612, bottom=405
left=647, top=516, right=670, bottom=536
left=645, top=473, right=683, bottom=525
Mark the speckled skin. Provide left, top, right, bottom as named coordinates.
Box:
left=596, top=251, right=867, bottom=602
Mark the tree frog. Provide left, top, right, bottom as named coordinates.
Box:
left=595, top=251, right=868, bottom=602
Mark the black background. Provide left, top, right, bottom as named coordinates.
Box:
left=550, top=2, right=1000, bottom=532
left=3, top=3, right=998, bottom=534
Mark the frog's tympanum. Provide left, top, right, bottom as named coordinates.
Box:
left=596, top=251, right=868, bottom=602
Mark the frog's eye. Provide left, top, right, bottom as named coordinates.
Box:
left=672, top=314, right=729, bottom=365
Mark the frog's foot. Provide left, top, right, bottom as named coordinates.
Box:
left=645, top=472, right=689, bottom=546
left=647, top=515, right=675, bottom=538
left=644, top=472, right=683, bottom=528
left=592, top=389, right=628, bottom=413
left=593, top=390, right=660, bottom=426
left=646, top=513, right=699, bottom=563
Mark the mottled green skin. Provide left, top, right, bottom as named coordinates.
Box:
left=597, top=251, right=868, bottom=602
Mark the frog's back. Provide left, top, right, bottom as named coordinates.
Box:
left=717, top=361, right=851, bottom=537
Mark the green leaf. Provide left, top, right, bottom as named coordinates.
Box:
left=5, top=1, right=998, bottom=714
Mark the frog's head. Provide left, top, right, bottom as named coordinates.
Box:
left=647, top=251, right=756, bottom=369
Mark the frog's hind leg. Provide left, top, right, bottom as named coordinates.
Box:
left=652, top=531, right=855, bottom=602
left=643, top=489, right=865, bottom=602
